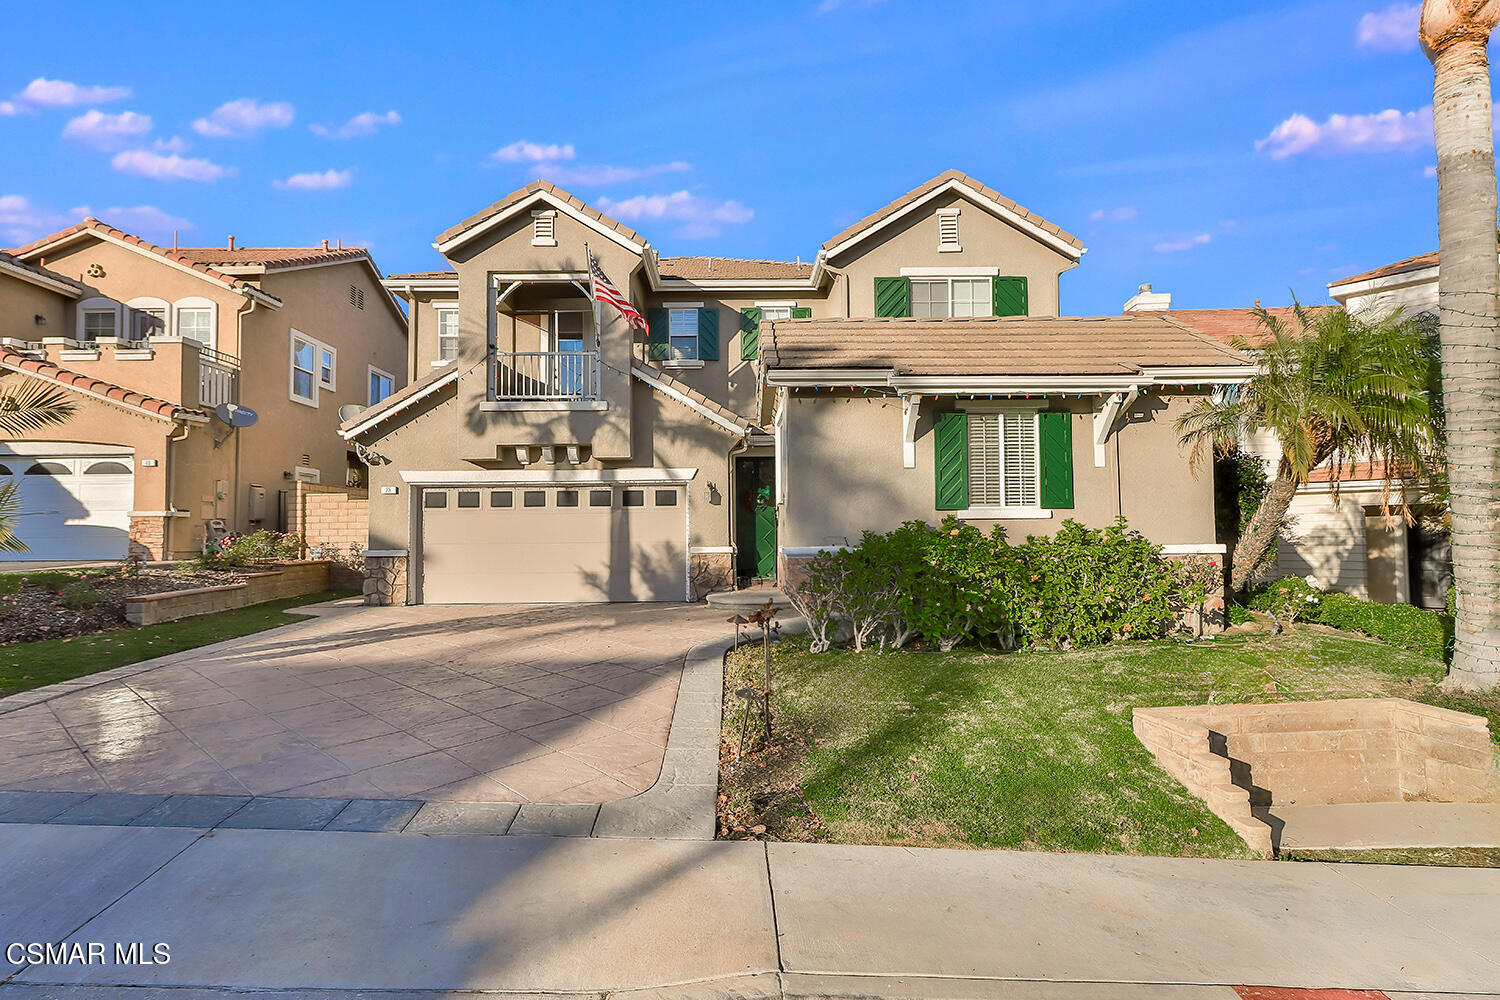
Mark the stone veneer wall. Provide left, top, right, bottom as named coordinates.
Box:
left=123, top=560, right=331, bottom=626
left=128, top=515, right=167, bottom=561
left=691, top=551, right=734, bottom=600
left=1134, top=698, right=1499, bottom=855
left=362, top=552, right=408, bottom=606
left=289, top=482, right=369, bottom=590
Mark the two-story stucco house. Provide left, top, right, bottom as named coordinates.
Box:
left=0, top=219, right=408, bottom=560
left=345, top=170, right=1257, bottom=606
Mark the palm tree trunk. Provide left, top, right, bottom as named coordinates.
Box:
left=1231, top=471, right=1300, bottom=593
left=1430, top=30, right=1500, bottom=690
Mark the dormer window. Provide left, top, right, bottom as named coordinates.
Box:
left=531, top=209, right=558, bottom=247
left=937, top=207, right=961, bottom=253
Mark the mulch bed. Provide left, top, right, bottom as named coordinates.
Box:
left=0, top=566, right=246, bottom=645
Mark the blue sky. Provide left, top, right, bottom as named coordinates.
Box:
left=0, top=0, right=1452, bottom=314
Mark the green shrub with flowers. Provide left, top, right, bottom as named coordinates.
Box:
left=194, top=529, right=304, bottom=570
left=785, top=516, right=1202, bottom=653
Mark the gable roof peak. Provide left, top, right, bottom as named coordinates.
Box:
left=434, top=178, right=647, bottom=253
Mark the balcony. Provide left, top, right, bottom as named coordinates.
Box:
left=493, top=351, right=600, bottom=401
left=197, top=346, right=240, bottom=407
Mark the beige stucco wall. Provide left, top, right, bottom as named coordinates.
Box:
left=404, top=290, right=458, bottom=378
left=780, top=391, right=1216, bottom=549
left=831, top=190, right=1077, bottom=318
left=0, top=272, right=71, bottom=340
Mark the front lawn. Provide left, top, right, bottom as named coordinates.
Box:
left=0, top=591, right=351, bottom=699
left=720, top=628, right=1457, bottom=858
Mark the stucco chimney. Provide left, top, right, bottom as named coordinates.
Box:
left=1123, top=282, right=1172, bottom=312
left=321, top=239, right=329, bottom=250
left=227, top=235, right=235, bottom=251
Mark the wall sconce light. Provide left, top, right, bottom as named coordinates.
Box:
left=707, top=481, right=721, bottom=505
left=33, top=314, right=45, bottom=325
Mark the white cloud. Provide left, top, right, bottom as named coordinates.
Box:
left=310, top=110, right=401, bottom=139
left=1255, top=106, right=1432, bottom=158
left=537, top=160, right=692, bottom=186
left=0, top=194, right=190, bottom=245
left=192, top=98, right=295, bottom=138
left=1155, top=233, right=1212, bottom=253
left=1090, top=206, right=1138, bottom=222
left=490, top=140, right=576, bottom=163
left=0, top=77, right=131, bottom=115
left=1423, top=164, right=1438, bottom=178
left=61, top=109, right=153, bottom=148
left=273, top=168, right=353, bottom=191
left=111, top=149, right=230, bottom=182
left=153, top=135, right=189, bottom=153
left=0, top=194, right=66, bottom=243
left=597, top=190, right=754, bottom=239
left=1357, top=3, right=1421, bottom=50
left=83, top=204, right=194, bottom=241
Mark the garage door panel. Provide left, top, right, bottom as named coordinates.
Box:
left=419, top=485, right=687, bottom=604
left=2, top=451, right=133, bottom=561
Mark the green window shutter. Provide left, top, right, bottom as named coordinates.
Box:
left=1038, top=410, right=1074, bottom=509
left=790, top=306, right=811, bottom=318
left=647, top=308, right=669, bottom=362
left=934, top=410, right=968, bottom=511
left=739, top=307, right=762, bottom=360
left=874, top=276, right=910, bottom=317
left=698, top=307, right=719, bottom=361
left=992, top=276, right=1028, bottom=317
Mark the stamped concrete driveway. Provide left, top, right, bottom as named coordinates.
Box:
left=0, top=603, right=730, bottom=803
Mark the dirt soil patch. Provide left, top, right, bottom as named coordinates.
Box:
left=0, top=565, right=247, bottom=645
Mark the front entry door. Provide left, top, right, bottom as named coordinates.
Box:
left=735, top=457, right=777, bottom=580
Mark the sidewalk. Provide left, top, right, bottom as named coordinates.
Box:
left=1, top=824, right=1497, bottom=998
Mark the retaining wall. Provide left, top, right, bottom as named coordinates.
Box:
left=123, top=561, right=332, bottom=626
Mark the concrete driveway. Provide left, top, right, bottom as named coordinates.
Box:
left=0, top=603, right=731, bottom=804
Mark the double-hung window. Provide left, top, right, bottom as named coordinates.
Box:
left=668, top=307, right=699, bottom=361
left=291, top=335, right=317, bottom=404
left=134, top=308, right=166, bottom=341
left=966, top=410, right=1040, bottom=508
left=319, top=346, right=336, bottom=390
left=176, top=307, right=213, bottom=346
left=81, top=309, right=116, bottom=341
left=436, top=308, right=458, bottom=363
left=368, top=366, right=394, bottom=405
left=910, top=277, right=993, bottom=318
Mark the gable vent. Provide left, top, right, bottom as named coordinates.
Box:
left=349, top=284, right=365, bottom=309
left=531, top=209, right=558, bottom=247
left=937, top=208, right=961, bottom=253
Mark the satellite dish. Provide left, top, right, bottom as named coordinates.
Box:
left=338, top=403, right=367, bottom=423
left=215, top=402, right=259, bottom=427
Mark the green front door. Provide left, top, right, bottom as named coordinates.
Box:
left=736, top=457, right=777, bottom=580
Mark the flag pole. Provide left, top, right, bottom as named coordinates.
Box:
left=583, top=240, right=600, bottom=350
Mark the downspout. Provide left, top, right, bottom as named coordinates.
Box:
left=232, top=294, right=260, bottom=531
left=165, top=419, right=191, bottom=557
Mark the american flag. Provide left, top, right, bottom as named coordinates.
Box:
left=588, top=251, right=647, bottom=332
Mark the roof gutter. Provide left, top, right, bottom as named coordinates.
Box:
left=766, top=366, right=1258, bottom=393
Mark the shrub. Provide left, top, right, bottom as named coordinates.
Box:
left=59, top=582, right=103, bottom=611
left=198, top=530, right=304, bottom=569
left=918, top=519, right=1015, bottom=651
left=1313, top=591, right=1451, bottom=660
left=1248, top=576, right=1323, bottom=631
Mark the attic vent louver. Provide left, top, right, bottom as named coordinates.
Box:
left=531, top=209, right=558, bottom=247
left=349, top=284, right=365, bottom=309
left=937, top=208, right=961, bottom=253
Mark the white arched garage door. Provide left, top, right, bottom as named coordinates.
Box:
left=417, top=477, right=690, bottom=604
left=0, top=445, right=135, bottom=561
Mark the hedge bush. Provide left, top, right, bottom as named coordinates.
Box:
left=1314, top=591, right=1451, bottom=660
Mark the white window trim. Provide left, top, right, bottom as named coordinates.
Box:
left=124, top=297, right=170, bottom=343
left=367, top=364, right=395, bottom=406
left=76, top=297, right=120, bottom=342
left=910, top=275, right=993, bottom=318
left=957, top=402, right=1046, bottom=516
left=754, top=300, right=798, bottom=308
left=530, top=209, right=558, bottom=247
left=900, top=266, right=999, bottom=277
left=664, top=305, right=702, bottom=368
left=936, top=207, right=962, bottom=253
left=435, top=306, right=459, bottom=363
left=289, top=329, right=321, bottom=407
left=172, top=296, right=218, bottom=349
left=318, top=344, right=337, bottom=391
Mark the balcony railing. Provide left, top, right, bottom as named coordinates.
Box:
left=494, top=351, right=600, bottom=401
left=198, top=346, right=240, bottom=407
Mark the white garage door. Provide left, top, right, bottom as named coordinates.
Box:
left=419, top=483, right=688, bottom=604
left=0, top=450, right=134, bottom=561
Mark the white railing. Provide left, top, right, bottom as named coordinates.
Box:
left=198, top=347, right=240, bottom=407
left=494, top=351, right=600, bottom=400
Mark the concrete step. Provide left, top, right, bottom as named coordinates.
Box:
left=706, top=588, right=794, bottom=613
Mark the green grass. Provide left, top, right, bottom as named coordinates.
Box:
left=0, top=591, right=352, bottom=698
left=724, top=629, right=1453, bottom=858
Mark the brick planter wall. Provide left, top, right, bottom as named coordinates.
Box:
left=123, top=560, right=332, bottom=626
left=290, top=483, right=368, bottom=590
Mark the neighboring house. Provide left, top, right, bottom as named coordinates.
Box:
left=347, top=170, right=1255, bottom=606
left=1124, top=282, right=1448, bottom=609
left=0, top=219, right=407, bottom=560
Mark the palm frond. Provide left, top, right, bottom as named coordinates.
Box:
left=0, top=377, right=76, bottom=436
left=0, top=481, right=29, bottom=554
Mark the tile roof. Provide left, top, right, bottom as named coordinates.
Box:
left=631, top=360, right=757, bottom=435
left=1306, top=460, right=1397, bottom=484
left=435, top=179, right=645, bottom=248
left=0, top=250, right=86, bottom=293
left=385, top=270, right=458, bottom=281
left=341, top=363, right=459, bottom=436
left=656, top=257, right=813, bottom=281
left=822, top=169, right=1084, bottom=254
left=0, top=345, right=208, bottom=422
left=9, top=218, right=273, bottom=300
left=1156, top=307, right=1326, bottom=348
left=1332, top=252, right=1439, bottom=287
left=172, top=246, right=370, bottom=269
left=761, top=315, right=1252, bottom=376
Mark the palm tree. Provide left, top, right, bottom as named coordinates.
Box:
left=1422, top=0, right=1500, bottom=691
left=0, top=376, right=76, bottom=553
left=1176, top=305, right=1440, bottom=594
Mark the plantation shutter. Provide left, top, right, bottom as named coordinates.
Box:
left=698, top=307, right=719, bottom=360
left=934, top=410, right=968, bottom=510
left=1038, top=410, right=1074, bottom=509
left=739, top=307, right=762, bottom=360
left=647, top=308, right=669, bottom=362
left=874, top=276, right=910, bottom=317
left=791, top=306, right=811, bottom=318
left=992, top=276, right=1028, bottom=317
